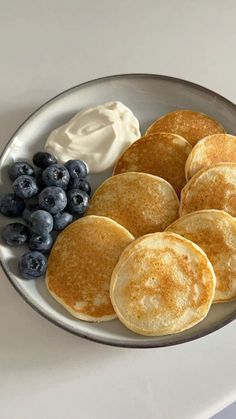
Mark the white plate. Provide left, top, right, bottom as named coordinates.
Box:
left=1, top=74, right=236, bottom=348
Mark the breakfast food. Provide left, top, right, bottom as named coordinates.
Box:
left=180, top=163, right=236, bottom=217
left=2, top=223, right=30, bottom=246
left=67, top=189, right=89, bottom=215
left=39, top=186, right=68, bottom=214
left=33, top=151, right=57, bottom=169
left=13, top=175, right=39, bottom=199
left=53, top=212, right=73, bottom=231
left=86, top=172, right=179, bottom=238
left=113, top=132, right=192, bottom=195
left=166, top=210, right=236, bottom=302
left=42, top=164, right=70, bottom=189
left=45, top=101, right=141, bottom=173
left=146, top=109, right=225, bottom=146
left=29, top=233, right=53, bottom=253
left=8, top=161, right=35, bottom=181
left=0, top=193, right=25, bottom=217
left=67, top=178, right=91, bottom=196
left=185, top=134, right=236, bottom=180
left=19, top=251, right=47, bottom=279
left=46, top=215, right=134, bottom=321
left=110, top=232, right=216, bottom=336
left=29, top=210, right=53, bottom=237
left=65, top=159, right=88, bottom=178
left=1, top=151, right=91, bottom=279
left=1, top=101, right=234, bottom=338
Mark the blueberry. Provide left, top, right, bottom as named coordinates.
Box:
left=0, top=193, right=25, bottom=217
left=2, top=223, right=30, bottom=246
left=67, top=189, right=89, bottom=215
left=22, top=202, right=40, bottom=224
left=35, top=169, right=45, bottom=190
left=13, top=175, right=39, bottom=199
left=33, top=151, right=57, bottom=169
left=42, top=164, right=70, bottom=189
left=65, top=159, right=87, bottom=179
left=8, top=161, right=35, bottom=181
left=22, top=207, right=32, bottom=223
left=39, top=186, right=67, bottom=214
left=53, top=212, right=73, bottom=231
left=18, top=251, right=47, bottom=279
left=29, top=233, right=53, bottom=253
left=29, top=210, right=53, bottom=234
left=67, top=178, right=91, bottom=196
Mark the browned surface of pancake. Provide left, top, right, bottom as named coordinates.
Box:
left=86, top=172, right=179, bottom=238
left=180, top=163, right=236, bottom=217
left=110, top=232, right=215, bottom=336
left=146, top=110, right=225, bottom=146
left=166, top=210, right=236, bottom=302
left=113, top=133, right=192, bottom=196
left=46, top=215, right=134, bottom=321
left=185, top=134, right=236, bottom=180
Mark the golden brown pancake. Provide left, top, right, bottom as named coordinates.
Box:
left=180, top=163, right=236, bottom=217
left=166, top=210, right=236, bottom=303
left=185, top=134, right=236, bottom=180
left=46, top=215, right=134, bottom=321
left=110, top=232, right=215, bottom=336
left=146, top=109, right=225, bottom=146
left=113, top=133, right=192, bottom=196
left=86, top=172, right=179, bottom=238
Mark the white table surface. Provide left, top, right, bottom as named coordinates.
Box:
left=0, top=1, right=236, bottom=418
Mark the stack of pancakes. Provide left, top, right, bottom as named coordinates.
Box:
left=47, top=109, right=236, bottom=337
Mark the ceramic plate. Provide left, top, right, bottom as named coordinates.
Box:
left=1, top=74, right=236, bottom=348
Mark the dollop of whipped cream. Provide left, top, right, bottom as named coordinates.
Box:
left=45, top=101, right=141, bottom=173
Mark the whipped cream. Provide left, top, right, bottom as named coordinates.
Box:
left=45, top=101, right=141, bottom=174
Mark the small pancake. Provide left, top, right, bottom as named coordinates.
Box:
left=110, top=232, right=215, bottom=336
left=113, top=133, right=192, bottom=196
left=180, top=163, right=236, bottom=217
left=86, top=172, right=179, bottom=238
left=166, top=210, right=236, bottom=303
left=146, top=109, right=225, bottom=146
left=185, top=134, right=236, bottom=180
left=46, top=215, right=134, bottom=322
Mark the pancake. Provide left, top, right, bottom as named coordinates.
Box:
left=180, top=163, right=236, bottom=217
left=86, top=172, right=179, bottom=238
left=110, top=232, right=215, bottom=336
left=113, top=133, right=192, bottom=196
left=146, top=109, right=225, bottom=146
left=166, top=210, right=236, bottom=302
left=185, top=134, right=236, bottom=180
left=46, top=215, right=134, bottom=321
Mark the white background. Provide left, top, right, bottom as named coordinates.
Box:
left=0, top=1, right=236, bottom=418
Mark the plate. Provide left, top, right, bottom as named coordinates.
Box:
left=1, top=74, right=236, bottom=348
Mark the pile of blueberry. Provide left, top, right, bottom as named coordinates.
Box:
left=0, top=152, right=91, bottom=279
